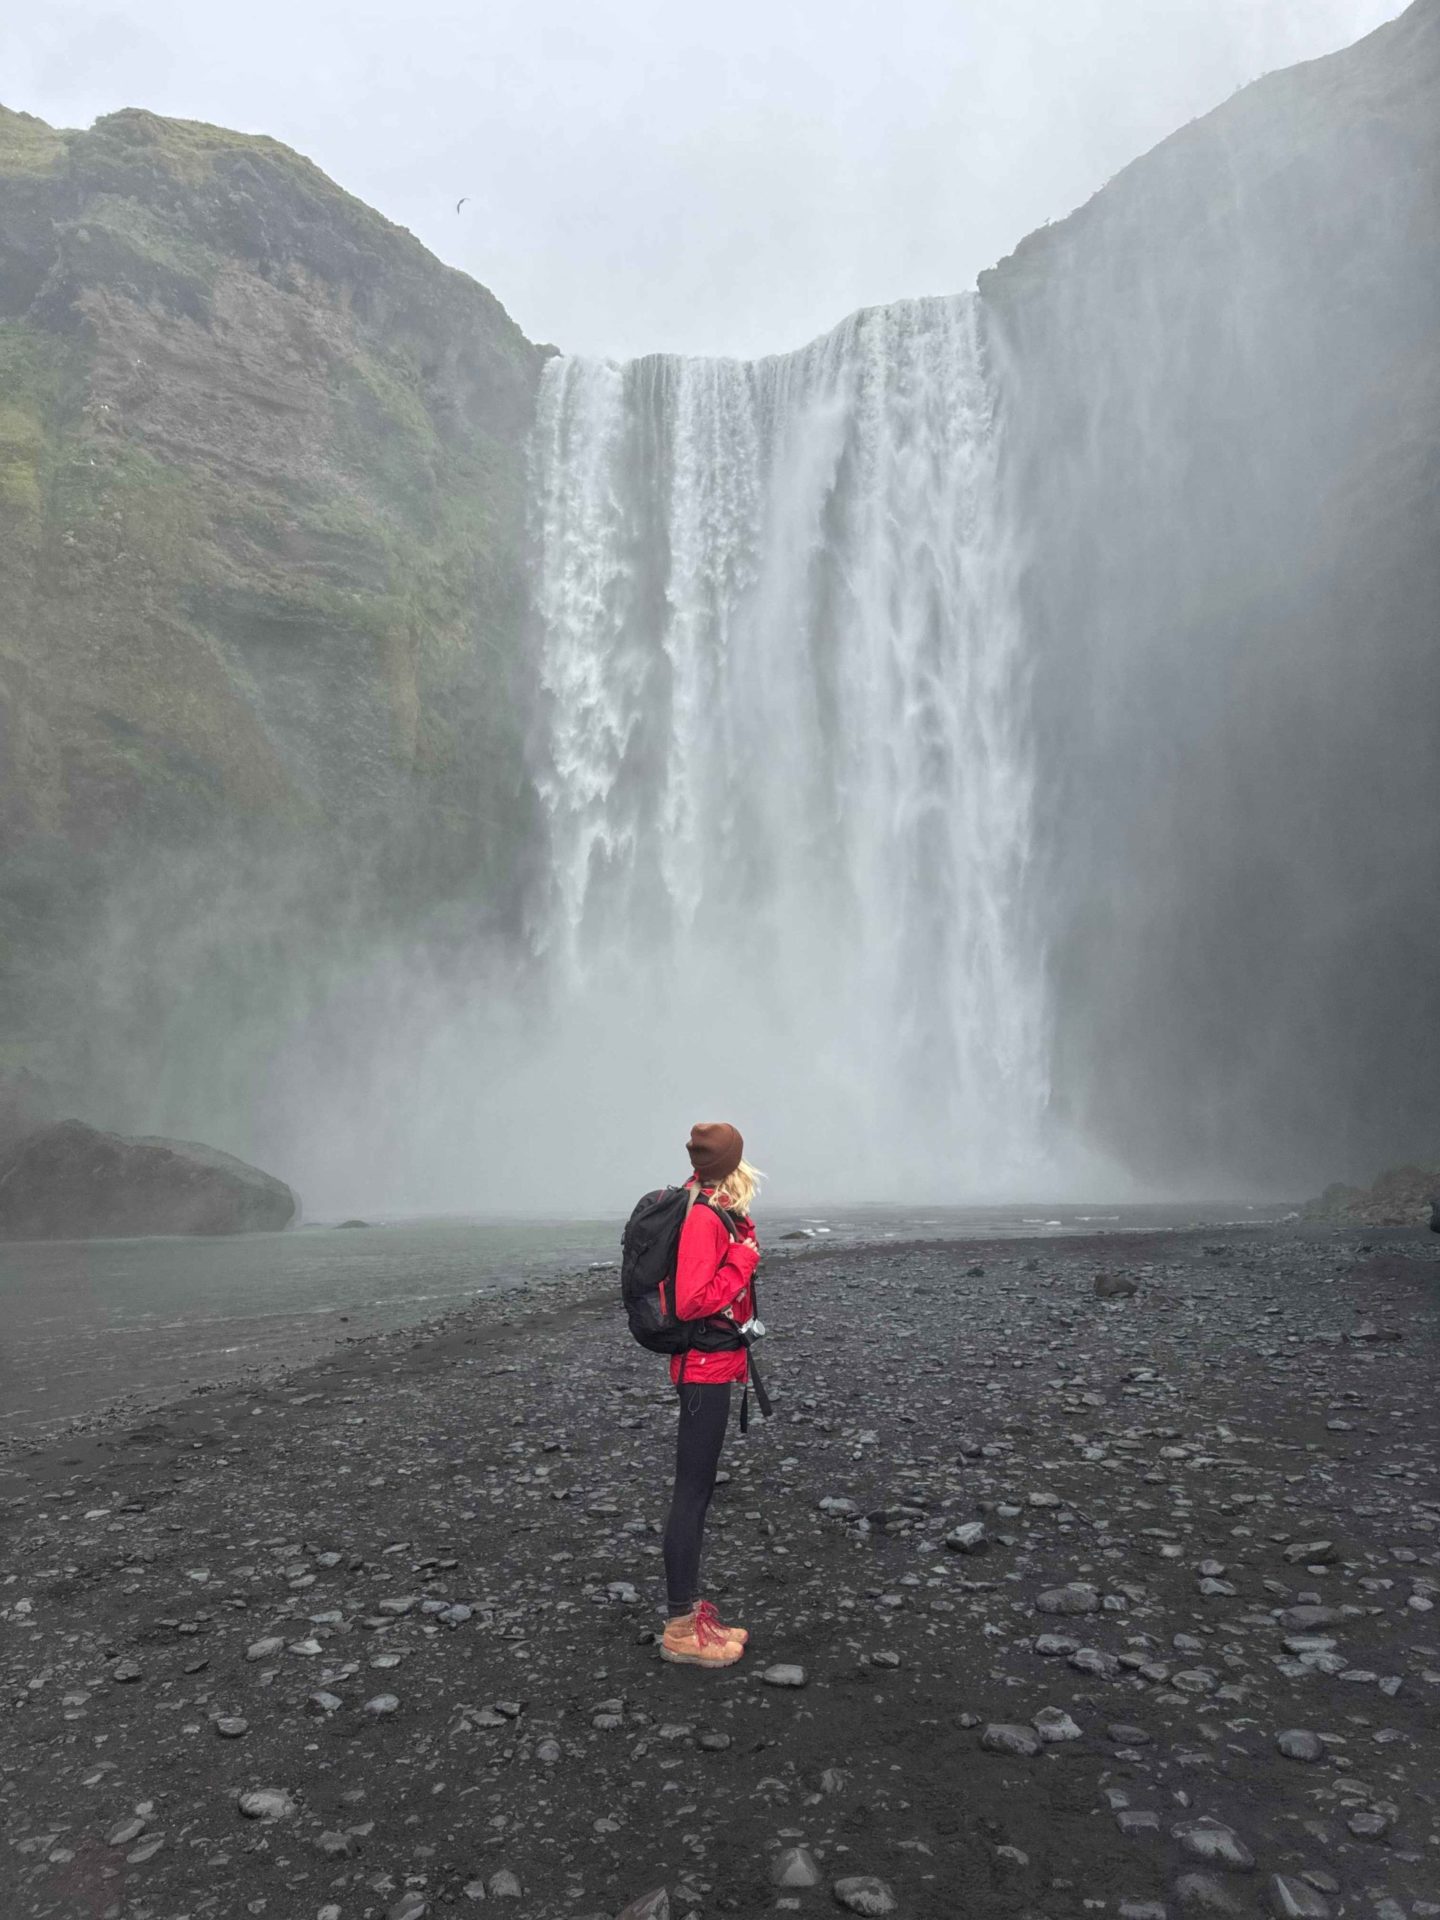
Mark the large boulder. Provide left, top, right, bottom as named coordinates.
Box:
left=0, top=1119, right=298, bottom=1239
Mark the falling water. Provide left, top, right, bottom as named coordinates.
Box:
left=526, top=293, right=1051, bottom=1198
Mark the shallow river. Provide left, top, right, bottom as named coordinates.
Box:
left=0, top=1200, right=1273, bottom=1445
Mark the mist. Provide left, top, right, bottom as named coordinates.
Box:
left=2, top=1, right=1435, bottom=1221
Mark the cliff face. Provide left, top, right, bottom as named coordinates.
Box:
left=0, top=104, right=546, bottom=1108
left=980, top=0, right=1440, bottom=1190
left=3, top=5, right=1437, bottom=1201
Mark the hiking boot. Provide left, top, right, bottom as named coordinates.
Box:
left=661, top=1606, right=745, bottom=1667
left=696, top=1598, right=748, bottom=1645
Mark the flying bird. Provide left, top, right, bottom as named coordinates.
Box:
left=455, top=196, right=469, bottom=214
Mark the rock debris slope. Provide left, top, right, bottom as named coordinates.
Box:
left=2, top=1224, right=1436, bottom=1918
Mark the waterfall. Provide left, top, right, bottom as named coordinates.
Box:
left=528, top=293, right=1051, bottom=1198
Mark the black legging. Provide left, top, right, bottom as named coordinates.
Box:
left=662, top=1380, right=732, bottom=1615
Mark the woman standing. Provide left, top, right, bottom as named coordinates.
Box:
left=660, top=1122, right=762, bottom=1668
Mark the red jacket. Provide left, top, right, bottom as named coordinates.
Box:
left=667, top=1181, right=759, bottom=1385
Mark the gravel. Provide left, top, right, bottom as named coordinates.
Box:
left=1, top=1220, right=1436, bottom=1919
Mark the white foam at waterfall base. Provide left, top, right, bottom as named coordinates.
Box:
left=513, top=293, right=1057, bottom=1204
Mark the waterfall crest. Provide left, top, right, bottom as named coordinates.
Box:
left=528, top=294, right=1051, bottom=1197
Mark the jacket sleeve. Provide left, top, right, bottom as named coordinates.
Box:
left=673, top=1204, right=759, bottom=1321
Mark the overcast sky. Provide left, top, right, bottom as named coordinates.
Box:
left=4, top=0, right=1403, bottom=359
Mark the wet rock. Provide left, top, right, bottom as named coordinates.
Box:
left=982, top=1723, right=1040, bottom=1757
left=614, top=1892, right=670, bottom=1920
left=1035, top=1582, right=1101, bottom=1615
left=1094, top=1272, right=1139, bottom=1299
left=772, top=1846, right=822, bottom=1887
left=1033, top=1706, right=1082, bottom=1743
left=1267, top=1876, right=1331, bottom=1919
left=1275, top=1605, right=1348, bottom=1630
left=1174, top=1870, right=1246, bottom=1913
left=1173, top=1818, right=1255, bottom=1871
left=238, top=1788, right=295, bottom=1820
left=832, top=1877, right=898, bottom=1916
left=0, top=1119, right=298, bottom=1239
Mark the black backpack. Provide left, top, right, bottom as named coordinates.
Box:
left=620, top=1184, right=746, bottom=1356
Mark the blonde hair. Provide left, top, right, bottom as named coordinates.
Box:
left=710, top=1158, right=763, bottom=1216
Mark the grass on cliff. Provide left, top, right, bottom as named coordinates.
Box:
left=0, top=324, right=82, bottom=536
left=0, top=105, right=65, bottom=176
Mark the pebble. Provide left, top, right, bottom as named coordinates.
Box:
left=832, top=1876, right=898, bottom=1916
left=214, top=1716, right=249, bottom=1738
left=945, top=1521, right=987, bottom=1552
left=761, top=1664, right=807, bottom=1687
left=364, top=1692, right=401, bottom=1717
left=1275, top=1728, right=1325, bottom=1763
left=488, top=1869, right=523, bottom=1897
left=387, top=1895, right=428, bottom=1920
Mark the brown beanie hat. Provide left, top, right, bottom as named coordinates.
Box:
left=686, top=1122, right=744, bottom=1185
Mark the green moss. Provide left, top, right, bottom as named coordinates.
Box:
left=72, top=192, right=220, bottom=297
left=0, top=405, right=44, bottom=515
left=0, top=105, right=65, bottom=178
left=50, top=438, right=208, bottom=588
left=83, top=108, right=319, bottom=192
left=0, top=323, right=81, bottom=541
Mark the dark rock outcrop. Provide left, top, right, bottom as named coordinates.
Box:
left=0, top=1118, right=297, bottom=1238
left=980, top=0, right=1440, bottom=1191
left=1301, top=1162, right=1440, bottom=1227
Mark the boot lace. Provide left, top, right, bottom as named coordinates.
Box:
left=693, top=1600, right=726, bottom=1645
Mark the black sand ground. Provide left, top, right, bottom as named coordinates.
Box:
left=2, top=1225, right=1437, bottom=1920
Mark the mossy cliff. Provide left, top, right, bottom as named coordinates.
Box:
left=0, top=104, right=549, bottom=1103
